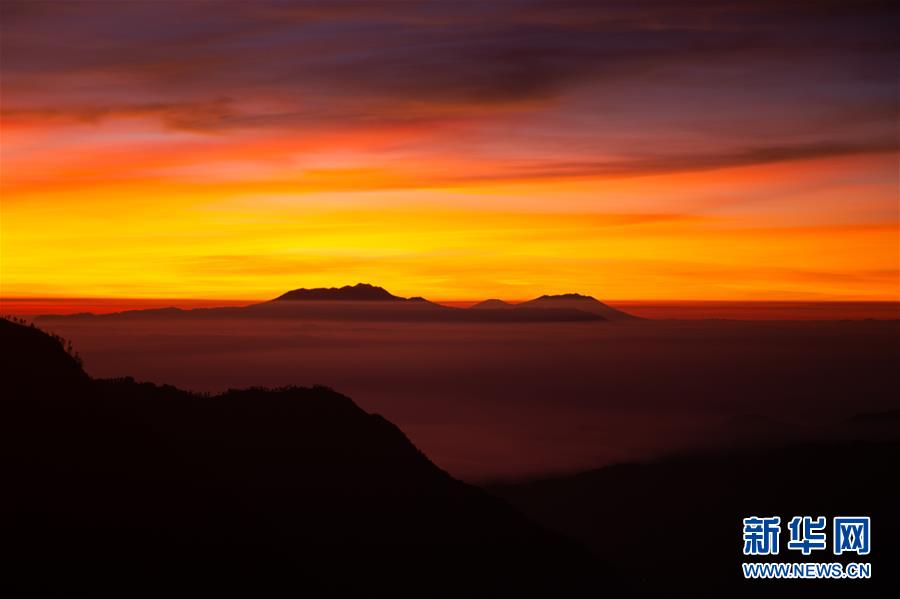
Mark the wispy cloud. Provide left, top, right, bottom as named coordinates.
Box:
left=1, top=1, right=897, bottom=299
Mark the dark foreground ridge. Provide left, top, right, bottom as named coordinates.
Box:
left=0, top=318, right=597, bottom=597
left=492, top=437, right=900, bottom=597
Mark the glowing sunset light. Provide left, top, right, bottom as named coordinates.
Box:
left=1, top=1, right=897, bottom=303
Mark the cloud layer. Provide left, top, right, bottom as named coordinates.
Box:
left=3, top=0, right=897, bottom=169
left=1, top=1, right=897, bottom=299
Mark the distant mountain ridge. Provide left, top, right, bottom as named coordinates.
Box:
left=517, top=293, right=637, bottom=321
left=274, top=283, right=414, bottom=302
left=34, top=283, right=638, bottom=322
left=471, top=299, right=514, bottom=309
left=471, top=293, right=637, bottom=321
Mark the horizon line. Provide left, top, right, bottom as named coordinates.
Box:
left=3, top=295, right=900, bottom=304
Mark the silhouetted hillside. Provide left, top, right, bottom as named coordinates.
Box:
left=517, top=293, right=638, bottom=321
left=0, top=317, right=88, bottom=397
left=492, top=439, right=900, bottom=597
left=0, top=318, right=597, bottom=597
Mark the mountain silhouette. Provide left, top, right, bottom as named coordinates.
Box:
left=471, top=299, right=515, bottom=309
left=516, top=293, right=638, bottom=321
left=274, top=282, right=412, bottom=301
left=36, top=284, right=625, bottom=323
left=0, top=318, right=597, bottom=596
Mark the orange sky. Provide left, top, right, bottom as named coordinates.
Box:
left=1, top=2, right=897, bottom=302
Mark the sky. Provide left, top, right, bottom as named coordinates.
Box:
left=1, top=0, right=898, bottom=301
